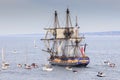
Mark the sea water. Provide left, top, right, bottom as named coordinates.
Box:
left=0, top=35, right=120, bottom=80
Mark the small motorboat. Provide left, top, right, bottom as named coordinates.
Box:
left=31, top=63, right=39, bottom=68
left=65, top=66, right=72, bottom=71
left=2, top=62, right=9, bottom=70
left=97, top=72, right=105, bottom=77
left=24, top=64, right=32, bottom=69
left=42, top=64, right=53, bottom=71
left=73, top=70, right=78, bottom=73
left=17, top=64, right=22, bottom=68
left=12, top=50, right=17, bottom=53
left=104, top=60, right=115, bottom=67
left=109, top=63, right=115, bottom=67
left=104, top=60, right=110, bottom=65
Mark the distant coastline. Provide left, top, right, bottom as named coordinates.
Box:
left=83, top=31, right=120, bottom=36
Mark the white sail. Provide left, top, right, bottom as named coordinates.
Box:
left=57, top=41, right=64, bottom=54
left=73, top=27, right=79, bottom=37
left=2, top=48, right=5, bottom=62
left=34, top=40, right=38, bottom=48
left=24, top=48, right=32, bottom=69
left=1, top=48, right=9, bottom=70
left=56, top=29, right=65, bottom=38
left=68, top=47, right=74, bottom=57
left=56, top=28, right=76, bottom=39
left=48, top=29, right=54, bottom=35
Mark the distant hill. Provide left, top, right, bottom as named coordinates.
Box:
left=83, top=31, right=120, bottom=35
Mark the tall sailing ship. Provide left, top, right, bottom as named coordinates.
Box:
left=41, top=8, right=90, bottom=67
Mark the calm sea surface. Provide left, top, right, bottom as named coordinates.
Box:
left=0, top=35, right=120, bottom=80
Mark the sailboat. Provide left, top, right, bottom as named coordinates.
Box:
left=41, top=8, right=90, bottom=67
left=34, top=40, right=38, bottom=48
left=1, top=48, right=9, bottom=70
left=24, top=48, right=31, bottom=69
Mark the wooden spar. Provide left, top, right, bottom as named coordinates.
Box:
left=44, top=27, right=74, bottom=30
left=41, top=37, right=84, bottom=40
left=42, top=49, right=57, bottom=55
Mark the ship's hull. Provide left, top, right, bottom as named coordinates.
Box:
left=49, top=56, right=90, bottom=67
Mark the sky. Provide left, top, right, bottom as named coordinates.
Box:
left=0, top=0, right=120, bottom=35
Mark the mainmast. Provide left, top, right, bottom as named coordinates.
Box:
left=66, top=8, right=72, bottom=27
left=63, top=8, right=73, bottom=56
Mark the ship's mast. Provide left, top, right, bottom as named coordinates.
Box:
left=74, top=16, right=81, bottom=57
left=54, top=11, right=60, bottom=28
left=53, top=10, right=60, bottom=56
left=66, top=8, right=72, bottom=27
left=63, top=8, right=73, bottom=56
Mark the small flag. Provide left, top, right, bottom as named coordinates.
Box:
left=80, top=46, right=85, bottom=57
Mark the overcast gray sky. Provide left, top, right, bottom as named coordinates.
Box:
left=0, top=0, right=120, bottom=35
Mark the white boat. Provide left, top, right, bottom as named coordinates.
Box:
left=31, top=63, right=39, bottom=68
left=109, top=63, right=115, bottom=67
left=104, top=60, right=115, bottom=67
left=2, top=62, right=9, bottom=70
left=24, top=64, right=31, bottom=69
left=97, top=72, right=105, bottom=77
left=42, top=64, right=53, bottom=71
left=12, top=49, right=17, bottom=53
left=1, top=48, right=9, bottom=70
left=104, top=60, right=110, bottom=65
left=65, top=66, right=72, bottom=70
left=17, top=64, right=22, bottom=68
